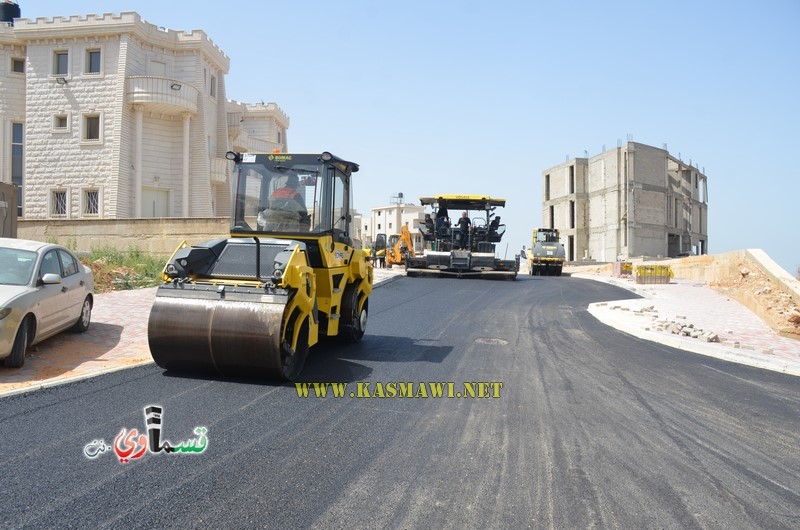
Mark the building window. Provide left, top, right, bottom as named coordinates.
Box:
left=52, top=114, right=69, bottom=132
left=569, top=200, right=575, bottom=229
left=377, top=223, right=381, bottom=230
left=569, top=166, right=575, bottom=194
left=148, top=60, right=166, bottom=77
left=86, top=49, right=101, bottom=74
left=83, top=189, right=100, bottom=216
left=666, top=196, right=671, bottom=225
left=11, top=58, right=24, bottom=74
left=52, top=190, right=68, bottom=216
left=53, top=50, right=69, bottom=76
left=277, top=130, right=282, bottom=144
left=549, top=205, right=554, bottom=229
left=389, top=222, right=393, bottom=229
left=544, top=174, right=550, bottom=201
left=12, top=122, right=23, bottom=217
left=83, top=114, right=101, bottom=142
left=210, top=75, right=216, bottom=97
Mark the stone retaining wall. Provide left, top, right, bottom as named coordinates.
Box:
left=18, top=217, right=229, bottom=256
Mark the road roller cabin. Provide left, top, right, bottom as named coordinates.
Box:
left=147, top=151, right=373, bottom=380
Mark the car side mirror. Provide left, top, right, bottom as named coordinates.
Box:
left=42, top=273, right=62, bottom=285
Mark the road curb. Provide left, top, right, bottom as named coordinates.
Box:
left=574, top=272, right=800, bottom=377
left=2, top=274, right=406, bottom=400
left=373, top=273, right=404, bottom=289
left=0, top=359, right=155, bottom=399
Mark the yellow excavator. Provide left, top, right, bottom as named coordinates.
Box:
left=147, top=151, right=372, bottom=380
left=385, top=225, right=415, bottom=267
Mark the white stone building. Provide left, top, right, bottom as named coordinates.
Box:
left=363, top=201, right=426, bottom=251
left=0, top=12, right=25, bottom=217
left=1, top=9, right=288, bottom=220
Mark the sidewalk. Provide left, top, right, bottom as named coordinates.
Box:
left=576, top=273, right=800, bottom=377
left=0, top=267, right=406, bottom=398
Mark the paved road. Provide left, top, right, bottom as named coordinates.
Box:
left=1, top=276, right=798, bottom=528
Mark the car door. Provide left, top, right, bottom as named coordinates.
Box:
left=56, top=249, right=85, bottom=327
left=36, top=249, right=70, bottom=336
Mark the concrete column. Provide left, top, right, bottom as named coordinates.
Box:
left=182, top=113, right=191, bottom=217
left=134, top=105, right=143, bottom=217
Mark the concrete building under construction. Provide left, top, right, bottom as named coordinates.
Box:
left=542, top=141, right=708, bottom=262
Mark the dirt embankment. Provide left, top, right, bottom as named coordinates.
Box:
left=709, top=261, right=800, bottom=339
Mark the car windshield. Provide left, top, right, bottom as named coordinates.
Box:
left=0, top=248, right=37, bottom=286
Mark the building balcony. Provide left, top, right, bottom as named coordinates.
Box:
left=247, top=137, right=281, bottom=154
left=227, top=114, right=249, bottom=151
left=210, top=157, right=229, bottom=184
left=126, top=76, right=199, bottom=115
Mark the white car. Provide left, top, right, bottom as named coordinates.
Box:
left=0, top=238, right=94, bottom=368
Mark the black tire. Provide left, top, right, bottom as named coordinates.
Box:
left=280, top=316, right=310, bottom=381
left=4, top=317, right=30, bottom=368
left=72, top=295, right=92, bottom=332
left=339, top=284, right=367, bottom=343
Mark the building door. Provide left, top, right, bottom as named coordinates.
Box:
left=142, top=188, right=169, bottom=217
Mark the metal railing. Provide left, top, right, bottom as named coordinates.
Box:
left=126, top=76, right=199, bottom=114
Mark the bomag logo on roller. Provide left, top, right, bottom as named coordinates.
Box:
left=268, top=154, right=292, bottom=161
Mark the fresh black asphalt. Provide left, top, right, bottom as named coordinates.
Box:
left=1, top=275, right=798, bottom=528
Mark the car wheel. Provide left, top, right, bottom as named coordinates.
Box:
left=4, top=317, right=30, bottom=368
left=72, top=296, right=92, bottom=333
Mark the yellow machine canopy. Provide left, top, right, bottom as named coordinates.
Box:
left=419, top=195, right=506, bottom=211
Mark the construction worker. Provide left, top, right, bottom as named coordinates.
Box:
left=260, top=174, right=308, bottom=231
left=454, top=211, right=471, bottom=249
left=271, top=174, right=306, bottom=212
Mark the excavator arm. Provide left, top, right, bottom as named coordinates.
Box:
left=386, top=225, right=415, bottom=265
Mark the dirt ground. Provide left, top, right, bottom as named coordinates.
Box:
left=709, top=262, right=800, bottom=339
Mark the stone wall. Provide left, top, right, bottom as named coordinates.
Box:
left=18, top=217, right=229, bottom=255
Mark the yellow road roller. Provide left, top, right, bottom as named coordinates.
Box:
left=148, top=151, right=372, bottom=380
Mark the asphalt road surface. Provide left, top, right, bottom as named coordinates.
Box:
left=1, top=276, right=799, bottom=528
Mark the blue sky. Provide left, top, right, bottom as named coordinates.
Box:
left=21, top=1, right=800, bottom=274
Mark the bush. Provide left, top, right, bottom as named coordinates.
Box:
left=81, top=246, right=165, bottom=292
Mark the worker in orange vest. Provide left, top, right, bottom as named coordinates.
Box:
left=271, top=174, right=306, bottom=211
